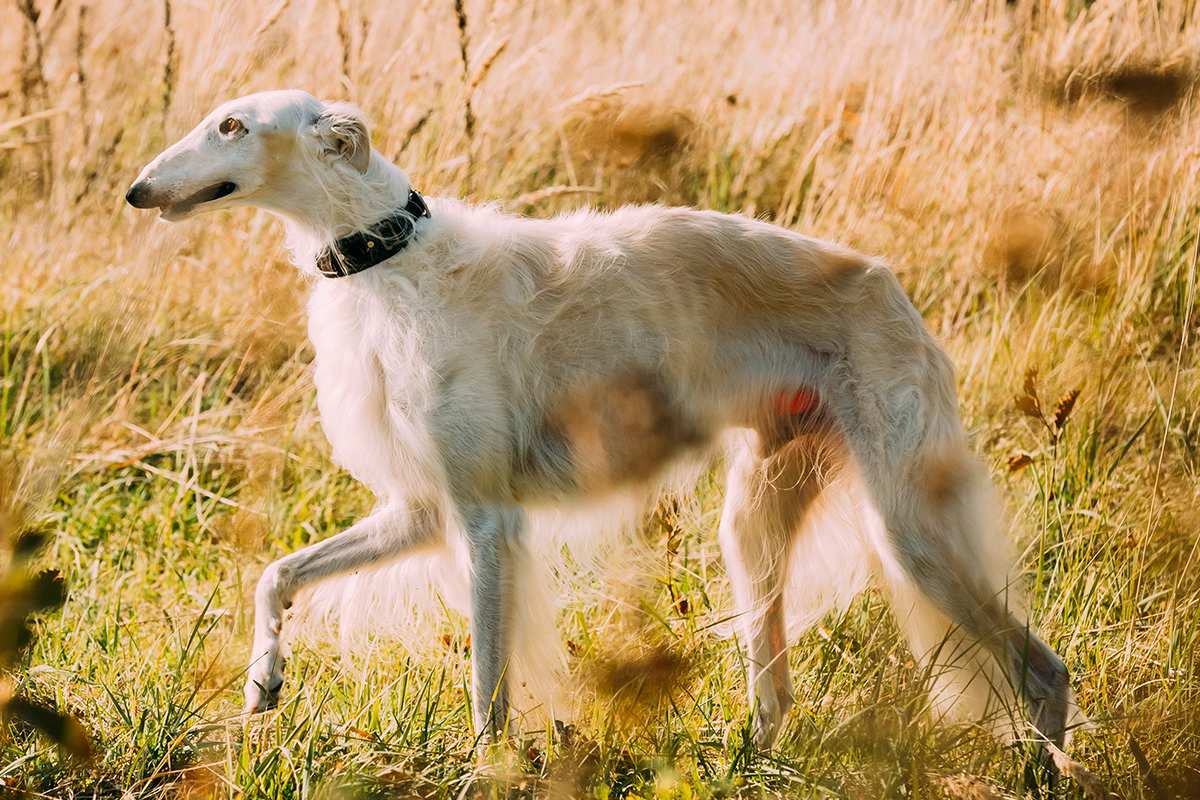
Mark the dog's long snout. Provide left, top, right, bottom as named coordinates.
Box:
left=125, top=180, right=155, bottom=208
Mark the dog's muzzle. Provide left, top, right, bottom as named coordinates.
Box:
left=125, top=180, right=155, bottom=208
left=125, top=178, right=239, bottom=220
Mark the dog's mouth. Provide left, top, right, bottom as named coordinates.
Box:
left=160, top=181, right=238, bottom=220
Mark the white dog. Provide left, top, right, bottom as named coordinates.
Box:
left=126, top=90, right=1073, bottom=754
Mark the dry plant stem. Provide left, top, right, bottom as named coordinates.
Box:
left=335, top=0, right=352, bottom=87
left=252, top=0, right=291, bottom=40
left=454, top=0, right=476, bottom=186
left=161, top=0, right=176, bottom=135
left=17, top=0, right=54, bottom=189
left=76, top=3, right=90, bottom=152
left=395, top=108, right=432, bottom=160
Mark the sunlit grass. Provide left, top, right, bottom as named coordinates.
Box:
left=1, top=0, right=1198, bottom=797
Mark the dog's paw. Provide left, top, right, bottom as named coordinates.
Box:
left=553, top=719, right=576, bottom=749
left=242, top=673, right=284, bottom=715
left=751, top=709, right=779, bottom=750
left=750, top=688, right=793, bottom=750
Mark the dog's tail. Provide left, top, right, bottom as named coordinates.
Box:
left=859, top=459, right=1031, bottom=738
left=285, top=534, right=471, bottom=662
left=773, top=419, right=1045, bottom=739
left=808, top=261, right=1075, bottom=743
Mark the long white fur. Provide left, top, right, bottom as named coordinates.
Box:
left=127, top=89, right=1077, bottom=751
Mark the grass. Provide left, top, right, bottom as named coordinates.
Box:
left=1, top=0, right=1199, bottom=796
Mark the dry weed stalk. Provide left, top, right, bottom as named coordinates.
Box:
left=335, top=0, right=353, bottom=87
left=75, top=3, right=90, bottom=151
left=161, top=0, right=176, bottom=133
left=73, top=127, right=123, bottom=206
left=252, top=0, right=291, bottom=41
left=393, top=108, right=432, bottom=159
left=506, top=184, right=599, bottom=210
left=16, top=0, right=54, bottom=188
left=453, top=0, right=475, bottom=142
left=1009, top=369, right=1083, bottom=472
left=468, top=36, right=507, bottom=92
left=452, top=0, right=477, bottom=190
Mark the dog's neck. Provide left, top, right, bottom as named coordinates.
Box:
left=274, top=153, right=416, bottom=276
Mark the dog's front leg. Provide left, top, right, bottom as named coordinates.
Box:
left=460, top=504, right=522, bottom=740
left=243, top=500, right=441, bottom=714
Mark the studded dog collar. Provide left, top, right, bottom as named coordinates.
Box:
left=315, top=189, right=432, bottom=278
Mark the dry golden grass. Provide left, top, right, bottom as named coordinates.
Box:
left=1, top=0, right=1198, bottom=797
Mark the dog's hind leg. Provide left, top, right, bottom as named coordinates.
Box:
left=719, top=432, right=833, bottom=748
left=825, top=266, right=1071, bottom=749
left=242, top=499, right=441, bottom=714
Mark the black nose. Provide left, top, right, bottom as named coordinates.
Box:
left=125, top=180, right=153, bottom=208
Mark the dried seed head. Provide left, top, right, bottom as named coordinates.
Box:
left=1023, top=368, right=1039, bottom=399
left=1015, top=368, right=1043, bottom=419
left=1053, top=389, right=1081, bottom=432
left=1053, top=61, right=1195, bottom=118
left=1014, top=395, right=1042, bottom=419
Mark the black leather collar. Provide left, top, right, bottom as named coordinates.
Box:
left=315, top=190, right=431, bottom=278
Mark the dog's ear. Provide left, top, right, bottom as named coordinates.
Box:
left=312, top=103, right=371, bottom=173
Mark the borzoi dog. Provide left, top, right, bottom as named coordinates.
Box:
left=126, top=90, right=1073, bottom=753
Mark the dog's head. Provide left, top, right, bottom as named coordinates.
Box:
left=126, top=90, right=373, bottom=221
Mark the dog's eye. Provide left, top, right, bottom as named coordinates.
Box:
left=218, top=117, right=244, bottom=136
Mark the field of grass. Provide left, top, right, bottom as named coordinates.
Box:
left=1, top=0, right=1199, bottom=796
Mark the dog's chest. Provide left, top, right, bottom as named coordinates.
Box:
left=306, top=282, right=441, bottom=496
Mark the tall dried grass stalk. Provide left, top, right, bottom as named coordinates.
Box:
left=335, top=0, right=353, bottom=87
left=252, top=0, right=291, bottom=41
left=16, top=0, right=53, bottom=189
left=468, top=37, right=508, bottom=92
left=161, top=0, right=175, bottom=134
left=75, top=4, right=90, bottom=152
left=453, top=0, right=477, bottom=183
left=394, top=107, right=432, bottom=159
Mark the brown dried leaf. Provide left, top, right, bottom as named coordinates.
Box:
left=1015, top=368, right=1043, bottom=419
left=1015, top=395, right=1042, bottom=419
left=1007, top=453, right=1035, bottom=472
left=1048, top=744, right=1117, bottom=799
